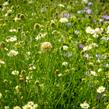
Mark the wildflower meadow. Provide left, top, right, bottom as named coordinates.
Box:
left=0, top=0, right=109, bottom=109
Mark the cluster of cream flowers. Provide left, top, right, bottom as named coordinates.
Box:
left=86, top=26, right=103, bottom=38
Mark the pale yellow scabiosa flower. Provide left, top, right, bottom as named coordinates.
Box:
left=23, top=101, right=38, bottom=109
left=97, top=86, right=105, bottom=94
left=11, top=70, right=19, bottom=76
left=40, top=42, right=52, bottom=52
left=13, top=106, right=21, bottom=109
left=62, top=45, right=69, bottom=51
left=85, top=26, right=95, bottom=34
left=59, top=18, right=68, bottom=23
left=4, top=106, right=10, bottom=109
left=7, top=50, right=18, bottom=57
left=90, top=71, right=97, bottom=76
left=62, top=61, right=68, bottom=66
left=80, top=101, right=90, bottom=109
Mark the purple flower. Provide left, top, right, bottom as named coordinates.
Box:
left=63, top=13, right=71, bottom=18
left=78, top=44, right=84, bottom=49
left=85, top=9, right=92, bottom=14
left=102, top=15, right=109, bottom=20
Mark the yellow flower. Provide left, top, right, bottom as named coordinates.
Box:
left=97, top=86, right=105, bottom=94
left=59, top=18, right=68, bottom=23
left=7, top=50, right=18, bottom=57
left=40, top=42, right=52, bottom=52
left=13, top=106, right=21, bottom=109
left=80, top=101, right=90, bottom=109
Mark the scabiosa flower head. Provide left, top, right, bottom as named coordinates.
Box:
left=86, top=26, right=95, bottom=34
left=62, top=45, right=69, bottom=51
left=59, top=18, right=68, bottom=23
left=78, top=44, right=84, bottom=49
left=102, top=15, right=109, bottom=20
left=40, top=42, right=52, bottom=52
left=90, top=71, right=97, bottom=76
left=7, top=50, right=18, bottom=57
left=97, top=86, right=105, bottom=94
left=22, top=104, right=31, bottom=109
left=4, top=106, right=10, bottom=109
left=11, top=70, right=19, bottom=76
left=94, top=28, right=103, bottom=34
left=80, top=101, right=90, bottom=109
left=62, top=61, right=68, bottom=66
left=63, top=12, right=71, bottom=18
left=23, top=101, right=38, bottom=109
left=85, top=9, right=92, bottom=14
left=13, top=106, right=21, bottom=109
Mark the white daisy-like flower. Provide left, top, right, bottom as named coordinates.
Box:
left=80, top=101, right=90, bottom=109
left=97, top=86, right=105, bottom=94
left=59, top=18, right=68, bottom=23
left=7, top=50, right=18, bottom=57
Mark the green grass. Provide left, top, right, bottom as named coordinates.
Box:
left=0, top=0, right=109, bottom=109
